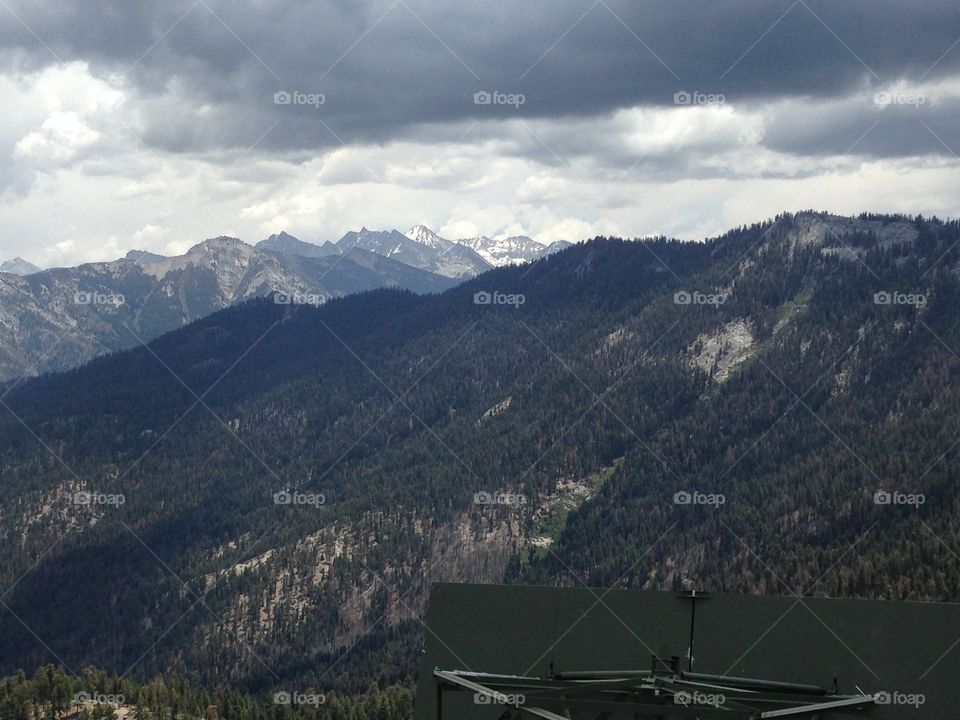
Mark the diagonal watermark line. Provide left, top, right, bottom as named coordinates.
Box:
left=117, top=116, right=281, bottom=251
left=119, top=519, right=282, bottom=681
left=115, top=319, right=282, bottom=482
left=198, top=0, right=282, bottom=81
left=0, top=322, right=75, bottom=401
left=919, top=119, right=960, bottom=160
left=123, top=0, right=200, bottom=78
left=516, top=119, right=683, bottom=283
left=319, top=542, right=463, bottom=681
left=0, top=0, right=63, bottom=63
left=521, top=522, right=678, bottom=675
left=920, top=34, right=960, bottom=80
left=122, top=321, right=291, bottom=489
left=316, top=318, right=486, bottom=485
left=319, top=0, right=401, bottom=82
left=519, top=319, right=679, bottom=480
left=311, top=320, right=480, bottom=487
left=918, top=520, right=960, bottom=678
left=539, top=541, right=670, bottom=668
left=0, top=532, right=69, bottom=604
left=0, top=598, right=76, bottom=675
left=797, top=0, right=879, bottom=80
left=756, top=355, right=883, bottom=483
left=399, top=0, right=480, bottom=80
left=359, top=558, right=475, bottom=672
left=0, top=398, right=86, bottom=484
left=720, top=519, right=879, bottom=678
left=515, top=319, right=681, bottom=484
left=520, top=0, right=600, bottom=80
left=720, top=0, right=800, bottom=80
left=119, top=594, right=206, bottom=679
left=598, top=0, right=679, bottom=80
left=718, top=321, right=876, bottom=482
left=200, top=318, right=483, bottom=617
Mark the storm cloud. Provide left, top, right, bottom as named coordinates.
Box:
left=1, top=0, right=960, bottom=265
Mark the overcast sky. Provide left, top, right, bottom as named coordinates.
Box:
left=2, top=0, right=960, bottom=266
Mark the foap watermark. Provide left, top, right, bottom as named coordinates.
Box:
left=674, top=490, right=725, bottom=508
left=474, top=491, right=527, bottom=508
left=74, top=491, right=125, bottom=507
left=675, top=690, right=725, bottom=708
left=75, top=291, right=125, bottom=307
left=674, top=290, right=727, bottom=306
left=674, top=90, right=725, bottom=106
left=274, top=489, right=326, bottom=507
left=474, top=90, right=525, bottom=108
left=274, top=291, right=324, bottom=306
left=873, top=91, right=925, bottom=108
left=474, top=290, right=525, bottom=308
left=73, top=692, right=124, bottom=706
left=273, top=691, right=326, bottom=706
left=874, top=490, right=925, bottom=508
left=474, top=692, right=525, bottom=707
left=274, top=90, right=325, bottom=108
left=874, top=291, right=926, bottom=307
left=875, top=690, right=925, bottom=708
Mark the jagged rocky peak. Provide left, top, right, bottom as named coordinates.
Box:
left=405, top=224, right=452, bottom=250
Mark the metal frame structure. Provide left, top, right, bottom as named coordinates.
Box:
left=433, top=664, right=879, bottom=719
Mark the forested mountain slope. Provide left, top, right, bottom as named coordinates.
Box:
left=2, top=211, right=959, bottom=697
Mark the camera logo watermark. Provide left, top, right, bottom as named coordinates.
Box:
left=873, top=92, right=925, bottom=108
left=474, top=491, right=527, bottom=508
left=474, top=692, right=525, bottom=707
left=874, top=490, right=925, bottom=507
left=874, top=291, right=926, bottom=307
left=474, top=90, right=525, bottom=108
left=474, top=290, right=525, bottom=308
left=674, top=90, right=725, bottom=106
left=674, top=490, right=725, bottom=507
left=675, top=690, right=725, bottom=708
left=274, top=291, right=324, bottom=306
left=274, top=90, right=325, bottom=108
left=674, top=290, right=727, bottom=306
left=74, top=491, right=125, bottom=507
left=273, top=691, right=326, bottom=706
left=274, top=489, right=326, bottom=507
left=875, top=691, right=925, bottom=708
left=73, top=692, right=125, bottom=706
left=75, top=291, right=125, bottom=307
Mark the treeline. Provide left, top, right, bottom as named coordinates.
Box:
left=0, top=666, right=413, bottom=720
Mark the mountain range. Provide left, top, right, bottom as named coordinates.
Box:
left=1, top=211, right=958, bottom=699
left=0, top=226, right=567, bottom=380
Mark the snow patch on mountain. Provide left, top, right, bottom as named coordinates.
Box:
left=405, top=225, right=453, bottom=251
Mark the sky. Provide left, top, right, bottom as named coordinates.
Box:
left=1, top=0, right=960, bottom=267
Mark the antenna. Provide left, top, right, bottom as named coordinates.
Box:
left=677, top=589, right=712, bottom=672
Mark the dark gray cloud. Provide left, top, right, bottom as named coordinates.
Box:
left=2, top=0, right=960, bottom=155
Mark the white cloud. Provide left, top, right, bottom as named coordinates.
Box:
left=14, top=111, right=102, bottom=161
left=2, top=58, right=960, bottom=266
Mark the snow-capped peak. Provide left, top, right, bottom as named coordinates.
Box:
left=405, top=225, right=452, bottom=251
left=455, top=234, right=555, bottom=267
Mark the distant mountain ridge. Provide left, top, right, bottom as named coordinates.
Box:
left=404, top=224, right=572, bottom=268
left=0, top=234, right=457, bottom=380
left=0, top=223, right=575, bottom=380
